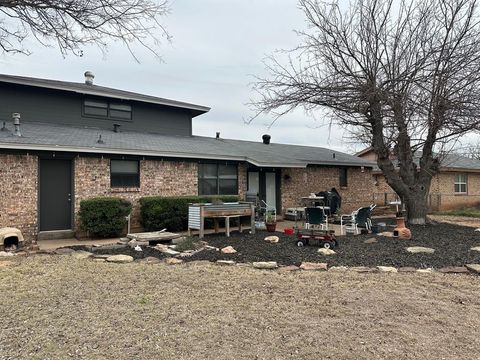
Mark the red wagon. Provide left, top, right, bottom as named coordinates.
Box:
left=294, top=228, right=338, bottom=249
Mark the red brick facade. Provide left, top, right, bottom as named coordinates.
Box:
left=281, top=166, right=374, bottom=213
left=1, top=153, right=375, bottom=242
left=74, top=157, right=199, bottom=234
left=0, top=154, right=38, bottom=241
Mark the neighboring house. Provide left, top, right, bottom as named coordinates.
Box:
left=356, top=147, right=480, bottom=211
left=0, top=73, right=374, bottom=242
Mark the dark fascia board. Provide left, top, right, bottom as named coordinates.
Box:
left=0, top=74, right=210, bottom=117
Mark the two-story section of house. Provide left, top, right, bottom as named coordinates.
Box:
left=0, top=72, right=374, bottom=242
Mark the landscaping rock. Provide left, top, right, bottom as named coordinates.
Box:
left=71, top=251, right=93, bottom=260
left=377, top=266, right=398, bottom=273
left=54, top=248, right=75, bottom=255
left=165, top=258, right=183, bottom=265
left=264, top=235, right=279, bottom=243
left=466, top=264, right=480, bottom=274
left=138, top=257, right=162, bottom=264
left=416, top=268, right=433, bottom=273
left=349, top=266, right=375, bottom=273
left=106, top=255, right=134, bottom=263
left=92, top=258, right=106, bottom=263
left=329, top=266, right=348, bottom=272
left=438, top=266, right=470, bottom=274
left=205, top=245, right=220, bottom=251
left=364, top=238, right=377, bottom=244
left=155, top=245, right=180, bottom=256
left=406, top=246, right=435, bottom=254
left=278, top=265, right=300, bottom=272
left=252, top=261, right=278, bottom=269
left=94, top=244, right=127, bottom=251
left=317, top=248, right=336, bottom=255
left=216, top=260, right=235, bottom=266
left=398, top=267, right=417, bottom=273
left=92, top=254, right=112, bottom=259
left=119, top=237, right=130, bottom=243
left=0, top=251, right=15, bottom=257
left=470, top=246, right=480, bottom=252
left=300, top=262, right=328, bottom=271
left=128, top=239, right=149, bottom=248
left=221, top=246, right=237, bottom=254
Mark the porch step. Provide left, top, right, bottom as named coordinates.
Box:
left=38, top=230, right=75, bottom=241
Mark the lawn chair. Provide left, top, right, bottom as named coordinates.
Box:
left=305, top=207, right=328, bottom=230
left=341, top=204, right=376, bottom=235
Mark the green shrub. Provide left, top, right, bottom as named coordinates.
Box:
left=79, top=197, right=132, bottom=238
left=175, top=236, right=200, bottom=252
left=140, top=195, right=238, bottom=232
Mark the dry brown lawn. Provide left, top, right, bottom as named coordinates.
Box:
left=1, top=256, right=479, bottom=360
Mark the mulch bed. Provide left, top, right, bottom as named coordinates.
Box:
left=68, top=222, right=480, bottom=268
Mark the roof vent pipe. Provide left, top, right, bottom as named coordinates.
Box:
left=332, top=153, right=336, bottom=159
left=0, top=121, right=6, bottom=131
left=84, top=71, right=95, bottom=85
left=262, top=134, right=271, bottom=145
left=12, top=113, right=21, bottom=137
left=113, top=124, right=121, bottom=133
left=216, top=132, right=220, bottom=139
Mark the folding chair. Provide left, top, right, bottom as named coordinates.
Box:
left=305, top=207, right=328, bottom=230
left=341, top=204, right=376, bottom=235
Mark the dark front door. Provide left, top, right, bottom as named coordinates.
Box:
left=39, top=159, right=72, bottom=231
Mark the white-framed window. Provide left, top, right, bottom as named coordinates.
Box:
left=454, top=173, right=467, bottom=194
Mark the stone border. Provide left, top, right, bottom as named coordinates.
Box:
left=3, top=250, right=479, bottom=275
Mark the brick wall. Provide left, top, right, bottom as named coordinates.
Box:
left=281, top=166, right=374, bottom=213
left=73, top=157, right=199, bottom=236
left=238, top=163, right=248, bottom=201
left=0, top=154, right=38, bottom=241
left=372, top=171, right=480, bottom=211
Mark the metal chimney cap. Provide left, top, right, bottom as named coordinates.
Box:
left=216, top=132, right=220, bottom=139
left=84, top=71, right=95, bottom=85
left=262, top=134, right=271, bottom=144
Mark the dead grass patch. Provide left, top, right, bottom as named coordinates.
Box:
left=0, top=256, right=479, bottom=359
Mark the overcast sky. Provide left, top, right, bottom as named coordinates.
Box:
left=1, top=1, right=368, bottom=154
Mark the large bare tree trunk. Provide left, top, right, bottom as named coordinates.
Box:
left=250, top=0, right=480, bottom=226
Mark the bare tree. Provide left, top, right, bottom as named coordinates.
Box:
left=0, top=0, right=170, bottom=60
left=250, top=0, right=480, bottom=224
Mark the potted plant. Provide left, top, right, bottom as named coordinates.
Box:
left=265, top=211, right=277, bottom=232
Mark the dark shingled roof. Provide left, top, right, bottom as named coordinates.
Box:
left=368, top=152, right=480, bottom=172
left=0, top=122, right=375, bottom=168
left=0, top=74, right=210, bottom=117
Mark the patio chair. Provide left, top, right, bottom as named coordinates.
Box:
left=341, top=204, right=376, bottom=235
left=305, top=207, right=328, bottom=230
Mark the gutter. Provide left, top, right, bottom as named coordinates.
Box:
left=0, top=142, right=372, bottom=169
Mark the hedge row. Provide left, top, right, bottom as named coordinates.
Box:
left=79, top=197, right=132, bottom=238
left=140, top=195, right=239, bottom=232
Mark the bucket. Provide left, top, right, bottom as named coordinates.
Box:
left=283, top=228, right=295, bottom=235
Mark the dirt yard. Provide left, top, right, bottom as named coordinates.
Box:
left=1, top=256, right=479, bottom=360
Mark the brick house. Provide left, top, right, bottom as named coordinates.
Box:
left=0, top=73, right=374, bottom=242
left=356, top=147, right=480, bottom=211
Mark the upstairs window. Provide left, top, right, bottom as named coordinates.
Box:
left=454, top=173, right=467, bottom=194
left=111, top=160, right=140, bottom=188
left=198, top=163, right=238, bottom=195
left=83, top=99, right=132, bottom=120
left=339, top=167, right=348, bottom=187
